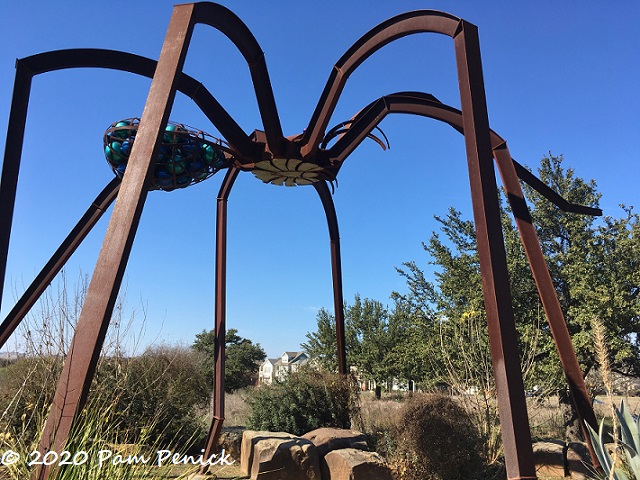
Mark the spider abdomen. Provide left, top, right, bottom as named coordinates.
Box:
left=103, top=118, right=231, bottom=192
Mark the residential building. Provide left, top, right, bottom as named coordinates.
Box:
left=258, top=351, right=308, bottom=385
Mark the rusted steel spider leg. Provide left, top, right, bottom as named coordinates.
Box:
left=301, top=11, right=536, bottom=480
left=0, top=49, right=253, bottom=338
left=301, top=10, right=537, bottom=478
left=200, top=167, right=239, bottom=472
left=329, top=90, right=600, bottom=468
left=314, top=181, right=348, bottom=376
left=0, top=49, right=255, bottom=320
left=0, top=1, right=285, bottom=321
left=198, top=175, right=348, bottom=473
left=299, top=9, right=464, bottom=159
left=492, top=143, right=600, bottom=465
left=31, top=9, right=196, bottom=479
left=0, top=4, right=287, bottom=477
left=0, top=178, right=120, bottom=349
left=450, top=26, right=535, bottom=480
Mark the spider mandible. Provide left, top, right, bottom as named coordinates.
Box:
left=0, top=3, right=602, bottom=479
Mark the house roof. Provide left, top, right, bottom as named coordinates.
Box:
left=280, top=351, right=307, bottom=365
left=261, top=352, right=308, bottom=368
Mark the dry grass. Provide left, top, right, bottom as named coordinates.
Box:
left=593, top=395, right=640, bottom=417
left=224, top=390, right=252, bottom=427
left=353, top=391, right=403, bottom=433
left=183, top=389, right=639, bottom=480
left=355, top=391, right=640, bottom=445
left=184, top=387, right=640, bottom=480
left=526, top=393, right=640, bottom=438
left=527, top=396, right=568, bottom=440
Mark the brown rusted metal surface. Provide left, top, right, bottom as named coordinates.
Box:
left=0, top=178, right=119, bottom=349
left=191, top=2, right=286, bottom=158
left=300, top=10, right=462, bottom=158
left=314, top=181, right=348, bottom=375
left=326, top=90, right=599, bottom=467
left=492, top=143, right=600, bottom=467
left=0, top=61, right=33, bottom=316
left=200, top=166, right=240, bottom=474
left=0, top=47, right=256, bottom=346
left=1, top=4, right=607, bottom=479
left=33, top=5, right=199, bottom=479
left=453, top=21, right=536, bottom=479
left=327, top=91, right=601, bottom=216
left=511, top=161, right=602, bottom=216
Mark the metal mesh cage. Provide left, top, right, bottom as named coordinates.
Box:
left=104, top=118, right=232, bottom=191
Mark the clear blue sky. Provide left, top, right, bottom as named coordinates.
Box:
left=1, top=1, right=638, bottom=358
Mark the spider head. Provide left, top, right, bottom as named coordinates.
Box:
left=104, top=118, right=233, bottom=192
left=247, top=130, right=337, bottom=187
left=248, top=120, right=389, bottom=188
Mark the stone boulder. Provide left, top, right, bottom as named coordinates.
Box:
left=302, top=428, right=368, bottom=459
left=567, top=442, right=591, bottom=479
left=533, top=441, right=566, bottom=479
left=323, top=448, right=392, bottom=480
left=241, top=431, right=296, bottom=475
left=250, top=436, right=321, bottom=480
left=217, top=426, right=245, bottom=461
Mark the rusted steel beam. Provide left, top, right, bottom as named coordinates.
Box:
left=200, top=166, right=240, bottom=474
left=191, top=2, right=286, bottom=157
left=300, top=10, right=462, bottom=158
left=453, top=21, right=536, bottom=480
left=34, top=6, right=198, bottom=479
left=20, top=49, right=253, bottom=156
left=492, top=143, right=599, bottom=467
left=0, top=60, right=33, bottom=316
left=511, top=161, right=602, bottom=216
left=314, top=181, right=347, bottom=375
left=325, top=89, right=600, bottom=466
left=0, top=178, right=120, bottom=349
left=327, top=92, right=601, bottom=217
left=310, top=20, right=537, bottom=476
left=0, top=48, right=255, bottom=346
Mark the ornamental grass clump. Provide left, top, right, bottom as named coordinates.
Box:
left=0, top=273, right=206, bottom=480
left=0, top=367, right=194, bottom=480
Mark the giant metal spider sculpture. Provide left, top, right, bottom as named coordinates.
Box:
left=0, top=4, right=603, bottom=479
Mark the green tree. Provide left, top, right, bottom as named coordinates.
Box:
left=303, top=295, right=411, bottom=397
left=193, top=328, right=266, bottom=392
left=396, top=153, right=640, bottom=438
left=300, top=308, right=342, bottom=372
left=521, top=156, right=640, bottom=378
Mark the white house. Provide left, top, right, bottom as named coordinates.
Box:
left=258, top=351, right=308, bottom=385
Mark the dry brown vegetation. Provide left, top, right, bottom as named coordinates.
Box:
left=221, top=390, right=640, bottom=479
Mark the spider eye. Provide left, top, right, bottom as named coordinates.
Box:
left=103, top=118, right=231, bottom=192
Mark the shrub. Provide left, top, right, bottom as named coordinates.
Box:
left=0, top=346, right=209, bottom=455
left=246, top=369, right=359, bottom=436
left=388, top=394, right=486, bottom=480
left=0, top=273, right=207, bottom=478
left=0, top=355, right=62, bottom=440
left=105, top=345, right=210, bottom=448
